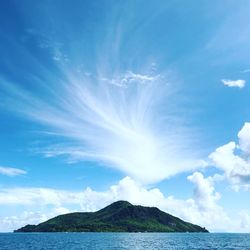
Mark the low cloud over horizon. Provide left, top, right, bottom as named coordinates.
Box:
left=1, top=175, right=250, bottom=233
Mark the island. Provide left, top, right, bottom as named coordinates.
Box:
left=14, top=201, right=208, bottom=233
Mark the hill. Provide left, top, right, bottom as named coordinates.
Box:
left=14, top=201, right=208, bottom=233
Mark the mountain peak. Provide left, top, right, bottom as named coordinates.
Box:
left=106, top=200, right=132, bottom=208
left=15, top=201, right=208, bottom=233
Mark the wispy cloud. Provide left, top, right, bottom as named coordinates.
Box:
left=221, top=79, right=246, bottom=88
left=1, top=67, right=203, bottom=184
left=0, top=166, right=26, bottom=177
left=100, top=71, right=160, bottom=88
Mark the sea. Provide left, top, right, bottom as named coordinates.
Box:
left=0, top=233, right=250, bottom=250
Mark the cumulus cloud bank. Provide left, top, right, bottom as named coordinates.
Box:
left=209, top=122, right=250, bottom=191
left=2, top=69, right=202, bottom=184
left=1, top=175, right=249, bottom=232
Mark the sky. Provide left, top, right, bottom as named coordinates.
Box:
left=1, top=0, right=250, bottom=232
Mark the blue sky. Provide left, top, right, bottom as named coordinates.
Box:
left=1, top=0, right=250, bottom=232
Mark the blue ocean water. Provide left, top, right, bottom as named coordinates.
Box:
left=0, top=233, right=250, bottom=250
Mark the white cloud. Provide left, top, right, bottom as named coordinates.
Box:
left=0, top=175, right=240, bottom=232
left=0, top=166, right=26, bottom=177
left=187, top=172, right=221, bottom=211
left=221, top=79, right=246, bottom=88
left=0, top=211, right=48, bottom=232
left=0, top=187, right=84, bottom=206
left=209, top=123, right=250, bottom=191
left=0, top=207, right=72, bottom=232
left=1, top=69, right=202, bottom=184
left=238, top=123, right=250, bottom=155
left=100, top=71, right=160, bottom=88
left=239, top=210, right=250, bottom=231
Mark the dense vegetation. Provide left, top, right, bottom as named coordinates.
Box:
left=15, top=201, right=208, bottom=233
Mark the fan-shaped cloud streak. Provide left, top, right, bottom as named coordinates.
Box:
left=1, top=66, right=203, bottom=184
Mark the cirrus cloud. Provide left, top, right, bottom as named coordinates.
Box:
left=0, top=166, right=26, bottom=177
left=1, top=69, right=203, bottom=184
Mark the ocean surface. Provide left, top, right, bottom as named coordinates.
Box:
left=0, top=233, right=250, bottom=250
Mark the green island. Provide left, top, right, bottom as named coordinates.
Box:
left=14, top=201, right=208, bottom=233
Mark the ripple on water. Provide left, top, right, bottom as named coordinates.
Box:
left=0, top=233, right=250, bottom=250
